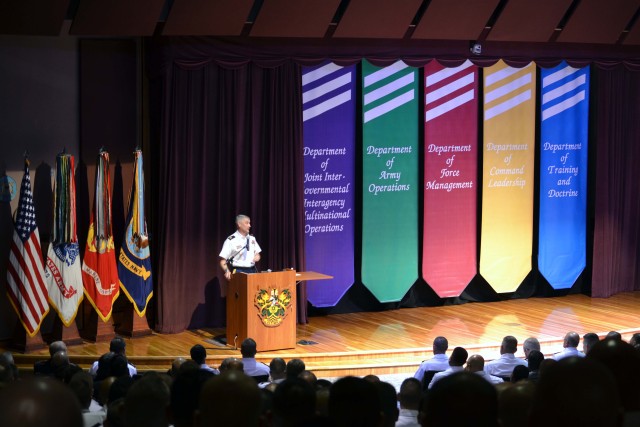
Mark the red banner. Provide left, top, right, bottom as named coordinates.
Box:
left=422, top=61, right=478, bottom=297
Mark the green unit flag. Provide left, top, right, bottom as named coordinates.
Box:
left=361, top=60, right=419, bottom=302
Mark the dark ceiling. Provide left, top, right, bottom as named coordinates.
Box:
left=1, top=0, right=640, bottom=47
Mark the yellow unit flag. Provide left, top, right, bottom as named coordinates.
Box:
left=480, top=61, right=536, bottom=293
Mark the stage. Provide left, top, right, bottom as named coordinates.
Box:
left=6, top=291, right=640, bottom=378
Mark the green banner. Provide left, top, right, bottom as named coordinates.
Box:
left=361, top=60, right=419, bottom=302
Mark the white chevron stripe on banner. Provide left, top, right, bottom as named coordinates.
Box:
left=542, top=65, right=580, bottom=88
left=485, top=73, right=532, bottom=104
left=364, top=61, right=408, bottom=87
left=364, top=73, right=414, bottom=105
left=364, top=89, right=414, bottom=123
left=303, top=90, right=352, bottom=122
left=426, top=60, right=474, bottom=86
left=485, top=89, right=531, bottom=121
left=302, top=62, right=343, bottom=86
left=485, top=65, right=522, bottom=87
left=426, top=89, right=474, bottom=122
left=426, top=72, right=474, bottom=105
left=542, top=91, right=586, bottom=121
left=542, top=74, right=587, bottom=105
left=303, top=73, right=352, bottom=104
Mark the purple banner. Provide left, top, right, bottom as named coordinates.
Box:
left=302, top=63, right=355, bottom=307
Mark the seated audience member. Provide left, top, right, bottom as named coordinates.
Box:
left=125, top=372, right=171, bottom=427
left=299, top=370, right=318, bottom=387
left=328, top=376, right=383, bottom=427
left=606, top=330, right=623, bottom=342
left=190, top=344, right=219, bottom=374
left=363, top=374, right=380, bottom=383
left=240, top=338, right=270, bottom=381
left=196, top=370, right=261, bottom=427
left=429, top=346, right=468, bottom=389
left=69, top=371, right=107, bottom=427
left=104, top=398, right=125, bottom=427
left=375, top=381, right=399, bottom=427
left=219, top=357, right=244, bottom=373
left=273, top=378, right=317, bottom=427
left=286, top=358, right=306, bottom=380
left=484, top=336, right=527, bottom=379
left=528, top=356, right=621, bottom=427
left=396, top=378, right=421, bottom=427
left=0, top=352, right=18, bottom=385
left=34, top=341, right=67, bottom=376
left=466, top=354, right=503, bottom=385
left=582, top=332, right=600, bottom=355
left=510, top=364, right=530, bottom=383
left=414, top=336, right=449, bottom=385
left=587, top=338, right=640, bottom=424
left=522, top=337, right=540, bottom=360
left=168, top=357, right=187, bottom=378
left=169, top=367, right=214, bottom=427
left=259, top=357, right=286, bottom=388
left=108, top=376, right=135, bottom=404
left=526, top=350, right=544, bottom=382
left=0, top=377, right=83, bottom=427
left=629, top=332, right=640, bottom=350
left=421, top=371, right=499, bottom=427
left=553, top=332, right=585, bottom=361
left=51, top=351, right=80, bottom=382
left=89, top=337, right=136, bottom=377
left=497, top=380, right=535, bottom=427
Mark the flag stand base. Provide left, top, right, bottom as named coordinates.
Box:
left=80, top=300, right=116, bottom=342
left=116, top=306, right=152, bottom=338
left=9, top=321, right=47, bottom=353
left=52, top=317, right=84, bottom=347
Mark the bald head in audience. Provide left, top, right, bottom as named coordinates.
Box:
left=0, top=377, right=83, bottom=427
left=197, top=370, right=261, bottom=427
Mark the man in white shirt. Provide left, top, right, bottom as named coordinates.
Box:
left=484, top=336, right=527, bottom=378
left=414, top=336, right=449, bottom=384
left=219, top=214, right=262, bottom=279
left=428, top=346, right=468, bottom=389
left=396, top=378, right=421, bottom=427
left=466, top=354, right=503, bottom=385
left=553, top=331, right=586, bottom=360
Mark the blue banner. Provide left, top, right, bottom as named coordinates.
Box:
left=538, top=63, right=589, bottom=289
left=302, top=63, right=356, bottom=307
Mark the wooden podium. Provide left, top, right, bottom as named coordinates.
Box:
left=226, top=270, right=296, bottom=352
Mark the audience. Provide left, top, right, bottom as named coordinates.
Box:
left=413, top=336, right=449, bottom=385
left=240, top=338, right=270, bottom=381
left=582, top=332, right=600, bottom=355
left=466, top=354, right=503, bottom=385
left=421, top=371, right=499, bottom=427
left=522, top=337, right=540, bottom=360
left=0, top=376, right=83, bottom=427
left=89, top=337, right=137, bottom=377
left=286, top=358, right=306, bottom=380
left=4, top=330, right=640, bottom=427
left=428, top=346, right=468, bottom=389
left=196, top=370, right=262, bottom=427
left=397, top=378, right=421, bottom=427
left=484, top=336, right=527, bottom=379
left=329, top=376, right=383, bottom=427
left=189, top=344, right=219, bottom=374
left=526, top=349, right=544, bottom=382
left=528, top=356, right=621, bottom=427
left=34, top=340, right=67, bottom=376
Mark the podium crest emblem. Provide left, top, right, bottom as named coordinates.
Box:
left=255, top=288, right=292, bottom=327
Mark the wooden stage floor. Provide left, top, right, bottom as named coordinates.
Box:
left=8, top=291, right=640, bottom=377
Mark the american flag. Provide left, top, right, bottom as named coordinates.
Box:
left=6, top=160, right=50, bottom=337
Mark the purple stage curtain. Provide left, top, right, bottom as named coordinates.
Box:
left=152, top=59, right=306, bottom=333
left=592, top=66, right=640, bottom=297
